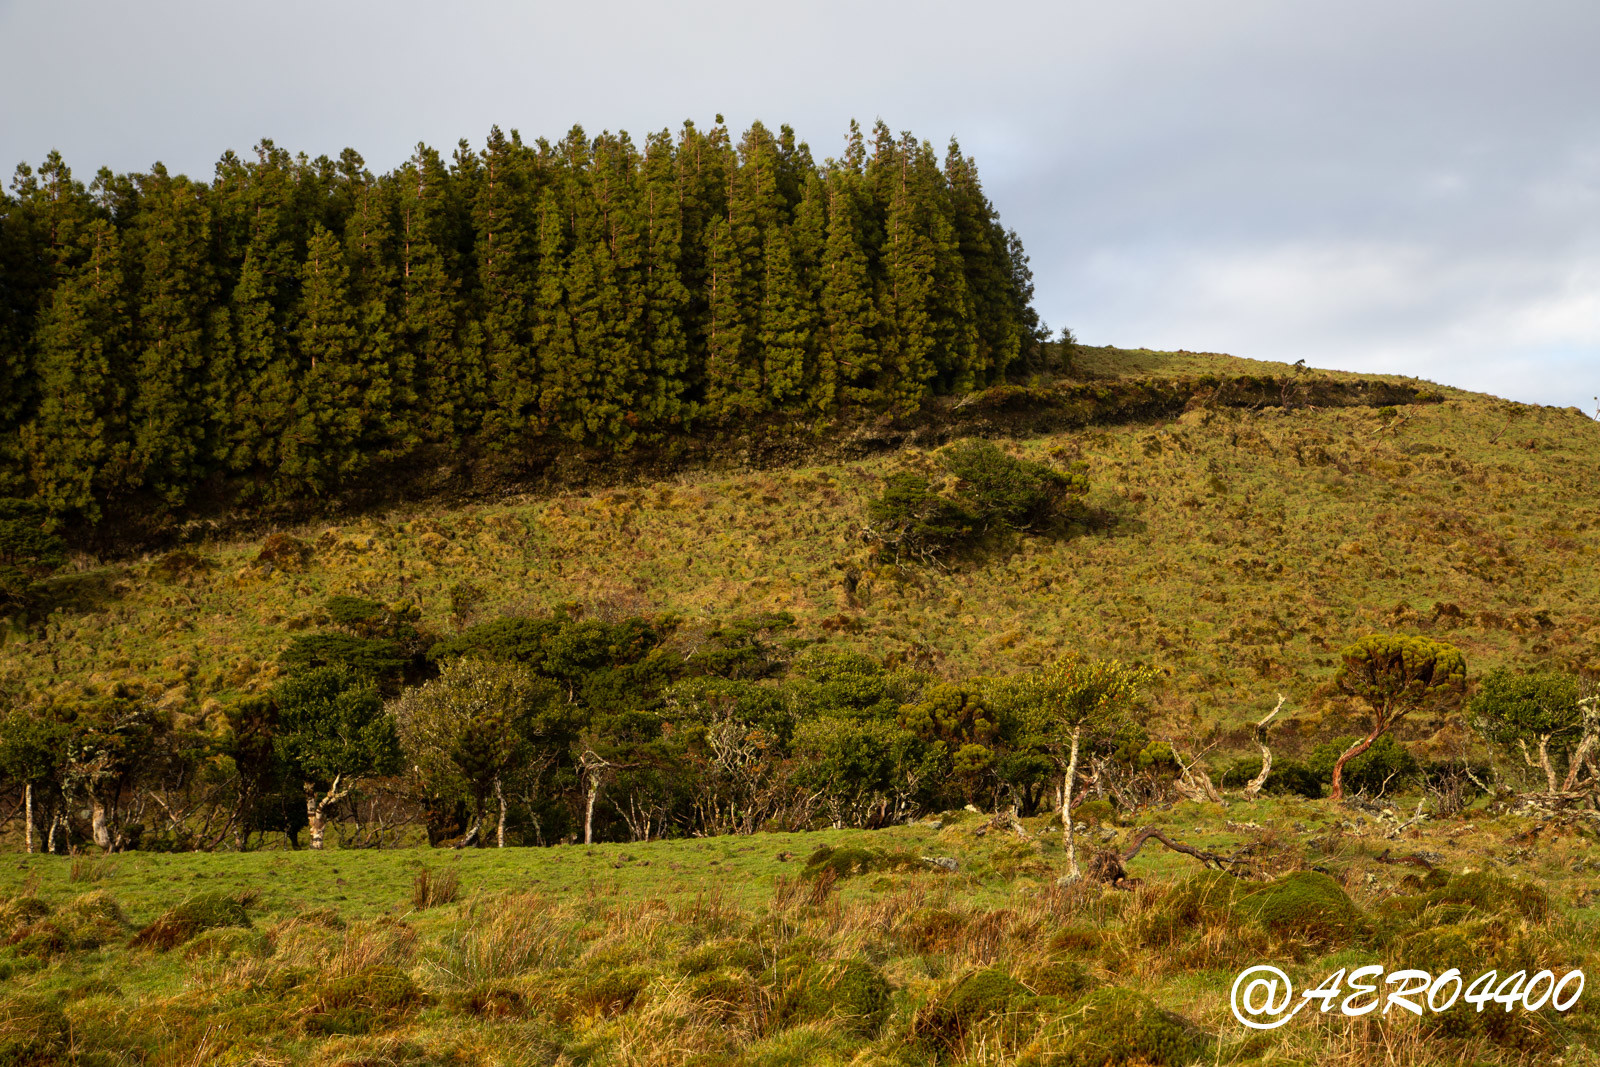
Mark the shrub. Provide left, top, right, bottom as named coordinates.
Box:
left=865, top=444, right=1089, bottom=563
left=940, top=440, right=1086, bottom=532
left=1306, top=732, right=1418, bottom=796
left=866, top=473, right=980, bottom=563
left=131, top=891, right=251, bottom=951
left=1219, top=756, right=1322, bottom=798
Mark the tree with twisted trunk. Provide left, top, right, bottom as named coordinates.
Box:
left=1331, top=634, right=1465, bottom=803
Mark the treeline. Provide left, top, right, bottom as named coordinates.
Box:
left=0, top=119, right=1049, bottom=524
left=5, top=590, right=1592, bottom=854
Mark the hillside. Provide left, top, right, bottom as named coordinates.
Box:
left=9, top=345, right=1598, bottom=751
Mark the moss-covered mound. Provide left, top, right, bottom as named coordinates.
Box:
left=298, top=966, right=425, bottom=1035
left=803, top=844, right=926, bottom=881
left=1021, top=987, right=1210, bottom=1067
left=1380, top=870, right=1550, bottom=929
left=773, top=958, right=891, bottom=1036
left=2, top=892, right=130, bottom=958
left=912, top=967, right=1034, bottom=1053
left=130, top=891, right=251, bottom=951
left=1236, top=871, right=1369, bottom=947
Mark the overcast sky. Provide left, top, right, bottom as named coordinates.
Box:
left=3, top=0, right=1596, bottom=410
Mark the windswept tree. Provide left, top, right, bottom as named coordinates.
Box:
left=270, top=666, right=402, bottom=849
left=1471, top=667, right=1599, bottom=795
left=1015, top=658, right=1154, bottom=881
left=389, top=656, right=557, bottom=847
left=1331, top=634, right=1466, bottom=802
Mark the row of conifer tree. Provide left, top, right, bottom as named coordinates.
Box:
left=0, top=119, right=1047, bottom=522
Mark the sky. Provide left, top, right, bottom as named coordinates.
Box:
left=2, top=0, right=1596, bottom=411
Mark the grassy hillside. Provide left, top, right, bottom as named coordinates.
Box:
left=9, top=347, right=1598, bottom=749
left=1, top=800, right=1595, bottom=1065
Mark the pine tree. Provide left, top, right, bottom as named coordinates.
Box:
left=816, top=172, right=878, bottom=411
left=20, top=218, right=129, bottom=517
left=757, top=228, right=810, bottom=404
left=639, top=130, right=692, bottom=429
left=284, top=224, right=362, bottom=489
left=127, top=166, right=215, bottom=505
left=343, top=162, right=411, bottom=459
left=477, top=126, right=541, bottom=448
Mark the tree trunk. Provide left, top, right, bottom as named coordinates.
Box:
left=585, top=777, right=599, bottom=846
left=47, top=809, right=59, bottom=854
left=1061, top=725, right=1082, bottom=881
left=1330, top=721, right=1386, bottom=802
left=90, top=796, right=111, bottom=851
left=495, top=778, right=507, bottom=849
left=24, top=783, right=32, bottom=855
left=305, top=785, right=327, bottom=851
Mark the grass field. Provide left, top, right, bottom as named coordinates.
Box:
left=3, top=799, right=1598, bottom=1064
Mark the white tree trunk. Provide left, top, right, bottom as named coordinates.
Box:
left=585, top=778, right=598, bottom=846
left=496, top=778, right=507, bottom=849
left=91, top=796, right=111, bottom=851
left=1061, top=725, right=1082, bottom=881
left=305, top=786, right=327, bottom=850
left=23, top=782, right=32, bottom=854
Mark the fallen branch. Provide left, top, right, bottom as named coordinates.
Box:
left=1086, top=826, right=1256, bottom=888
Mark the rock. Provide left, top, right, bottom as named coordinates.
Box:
left=922, top=856, right=959, bottom=872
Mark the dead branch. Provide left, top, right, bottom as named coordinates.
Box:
left=1243, top=694, right=1287, bottom=801
left=1116, top=826, right=1255, bottom=876
left=1166, top=739, right=1224, bottom=805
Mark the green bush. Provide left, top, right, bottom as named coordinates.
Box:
left=1219, top=756, right=1322, bottom=798
left=866, top=443, right=1088, bottom=563
left=940, top=440, right=1086, bottom=532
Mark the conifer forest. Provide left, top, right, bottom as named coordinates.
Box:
left=0, top=119, right=1045, bottom=526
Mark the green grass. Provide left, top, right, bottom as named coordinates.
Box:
left=3, top=800, right=1599, bottom=1063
